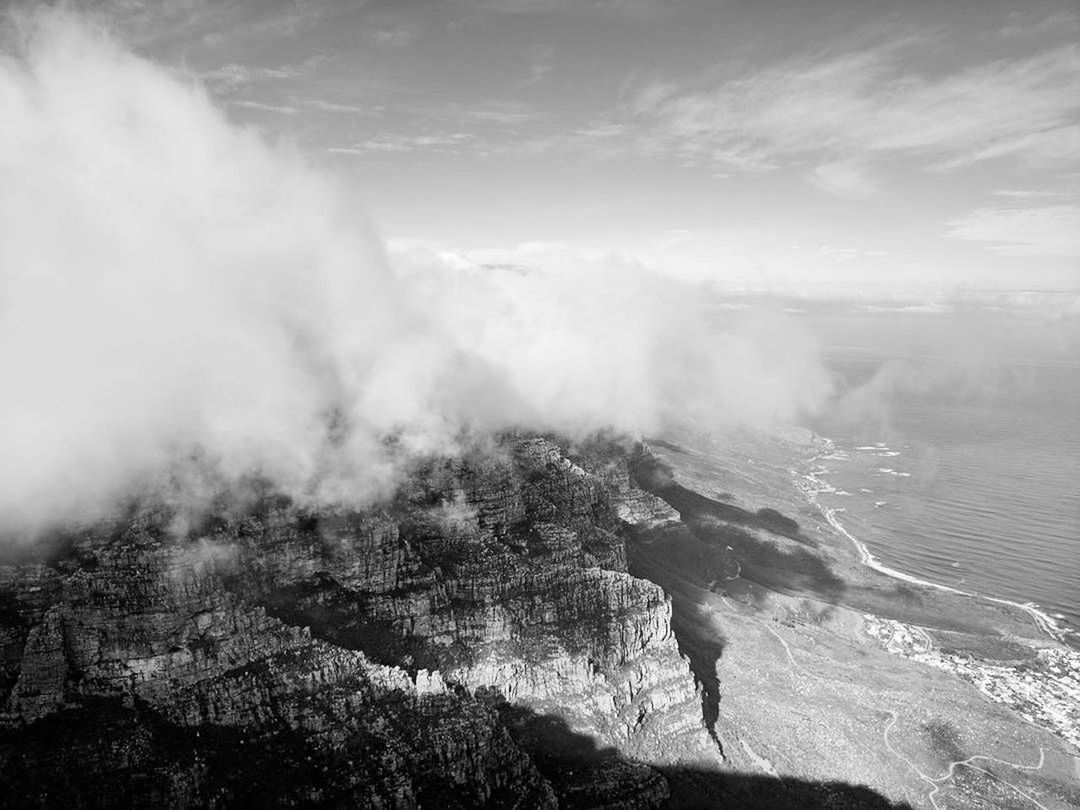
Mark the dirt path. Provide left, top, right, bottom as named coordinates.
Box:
left=883, top=710, right=1049, bottom=810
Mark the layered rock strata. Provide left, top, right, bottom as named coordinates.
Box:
left=0, top=435, right=712, bottom=808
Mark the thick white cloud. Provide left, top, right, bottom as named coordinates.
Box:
left=0, top=11, right=832, bottom=536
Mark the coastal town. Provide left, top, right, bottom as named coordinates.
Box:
left=863, top=615, right=1080, bottom=752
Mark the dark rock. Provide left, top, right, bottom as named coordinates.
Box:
left=0, top=435, right=707, bottom=808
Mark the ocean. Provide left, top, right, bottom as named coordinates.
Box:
left=797, top=302, right=1080, bottom=644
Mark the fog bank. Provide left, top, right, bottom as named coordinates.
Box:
left=0, top=12, right=832, bottom=535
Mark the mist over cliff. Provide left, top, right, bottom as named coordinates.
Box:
left=0, top=10, right=832, bottom=535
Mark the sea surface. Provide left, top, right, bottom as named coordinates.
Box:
left=796, top=302, right=1080, bottom=643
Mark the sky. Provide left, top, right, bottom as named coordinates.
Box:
left=2, top=8, right=841, bottom=532
left=1, top=2, right=1077, bottom=534
left=26, top=0, right=1080, bottom=290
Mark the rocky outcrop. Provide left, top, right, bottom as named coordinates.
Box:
left=0, top=434, right=715, bottom=808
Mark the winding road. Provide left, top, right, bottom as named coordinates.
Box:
left=713, top=587, right=1055, bottom=809
left=883, top=710, right=1049, bottom=810
left=710, top=549, right=1063, bottom=810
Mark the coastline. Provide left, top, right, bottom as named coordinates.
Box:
left=794, top=435, right=1080, bottom=753
left=795, top=436, right=1074, bottom=647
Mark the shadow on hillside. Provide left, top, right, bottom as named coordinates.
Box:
left=497, top=703, right=912, bottom=810
left=625, top=531, right=728, bottom=748
left=631, top=446, right=1012, bottom=638
left=625, top=451, right=849, bottom=743
left=633, top=450, right=812, bottom=545
left=630, top=452, right=844, bottom=605
left=1, top=696, right=911, bottom=809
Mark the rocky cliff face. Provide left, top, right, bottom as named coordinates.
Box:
left=0, top=434, right=712, bottom=808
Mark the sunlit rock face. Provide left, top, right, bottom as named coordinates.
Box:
left=0, top=434, right=714, bottom=808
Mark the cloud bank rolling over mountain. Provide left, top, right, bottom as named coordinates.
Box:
left=0, top=11, right=832, bottom=536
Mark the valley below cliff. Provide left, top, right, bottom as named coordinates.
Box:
left=1, top=430, right=1077, bottom=809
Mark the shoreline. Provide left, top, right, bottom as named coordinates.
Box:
left=792, top=435, right=1080, bottom=754
left=794, top=436, right=1074, bottom=648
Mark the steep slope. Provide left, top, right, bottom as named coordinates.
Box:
left=629, top=430, right=1080, bottom=810
left=0, top=432, right=961, bottom=808
left=0, top=435, right=710, bottom=808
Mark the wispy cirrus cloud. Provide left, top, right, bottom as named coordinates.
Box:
left=945, top=205, right=1080, bottom=256
left=521, top=45, right=554, bottom=86
left=934, top=122, right=1080, bottom=170
left=367, top=22, right=422, bottom=48
left=327, top=132, right=476, bottom=155
left=992, top=188, right=1075, bottom=199
left=200, top=55, right=326, bottom=93
left=84, top=0, right=342, bottom=49
left=316, top=98, right=543, bottom=160
left=809, top=160, right=879, bottom=199
left=231, top=99, right=300, bottom=115
left=304, top=98, right=382, bottom=115
left=625, top=41, right=1080, bottom=185
left=458, top=100, right=544, bottom=125
left=453, top=0, right=680, bottom=20
left=998, top=9, right=1078, bottom=39
left=508, top=118, right=630, bottom=158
